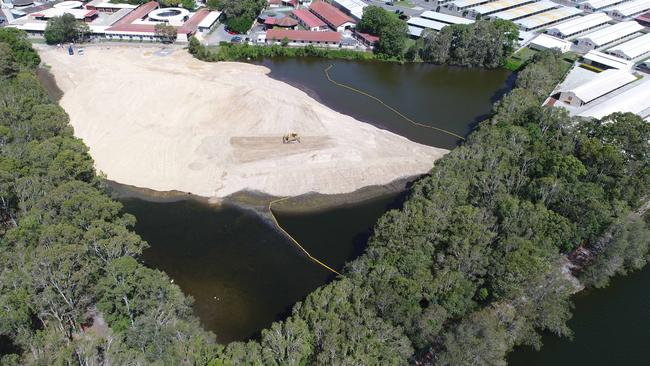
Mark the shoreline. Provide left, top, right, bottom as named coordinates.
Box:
left=36, top=44, right=447, bottom=199
left=107, top=172, right=418, bottom=214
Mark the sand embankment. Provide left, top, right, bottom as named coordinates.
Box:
left=37, top=45, right=447, bottom=198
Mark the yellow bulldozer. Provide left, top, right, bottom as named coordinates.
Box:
left=282, top=133, right=301, bottom=144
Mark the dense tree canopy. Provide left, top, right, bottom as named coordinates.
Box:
left=358, top=6, right=409, bottom=58
left=43, top=14, right=90, bottom=45
left=207, top=0, right=266, bottom=34
left=1, top=30, right=648, bottom=366
left=420, top=19, right=519, bottom=68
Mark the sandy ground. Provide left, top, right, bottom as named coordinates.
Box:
left=37, top=45, right=447, bottom=198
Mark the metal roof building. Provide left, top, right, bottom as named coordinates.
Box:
left=332, top=0, right=367, bottom=21
left=491, top=0, right=558, bottom=21
left=605, top=0, right=650, bottom=19
left=582, top=49, right=635, bottom=69
left=515, top=6, right=582, bottom=31
left=558, top=69, right=637, bottom=106
left=468, top=0, right=533, bottom=17
left=407, top=17, right=447, bottom=37
left=546, top=12, right=612, bottom=38
left=529, top=33, right=572, bottom=51
left=606, top=32, right=650, bottom=59
left=419, top=10, right=474, bottom=24
left=446, top=0, right=493, bottom=12
left=580, top=0, right=629, bottom=12
left=577, top=20, right=644, bottom=48
left=579, top=78, right=650, bottom=118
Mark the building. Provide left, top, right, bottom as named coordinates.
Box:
left=606, top=32, right=650, bottom=59
left=579, top=78, right=650, bottom=118
left=291, top=8, right=328, bottom=31
left=582, top=49, right=635, bottom=69
left=86, top=0, right=137, bottom=13
left=446, top=0, right=492, bottom=13
left=529, top=33, right=572, bottom=52
left=355, top=31, right=378, bottom=48
left=558, top=69, right=637, bottom=106
left=577, top=20, right=644, bottom=49
left=197, top=10, right=222, bottom=33
left=407, top=17, right=447, bottom=37
left=419, top=10, right=474, bottom=25
left=579, top=0, right=628, bottom=12
left=331, top=0, right=367, bottom=21
left=546, top=12, right=612, bottom=38
left=309, top=0, right=356, bottom=31
left=605, top=0, right=650, bottom=20
left=514, top=6, right=582, bottom=31
left=265, top=28, right=341, bottom=46
left=30, top=7, right=99, bottom=22
left=468, top=0, right=534, bottom=18
left=491, top=0, right=558, bottom=21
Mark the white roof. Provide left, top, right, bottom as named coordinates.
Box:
left=419, top=10, right=474, bottom=24
left=515, top=6, right=582, bottom=30
left=471, top=0, right=533, bottom=15
left=546, top=12, right=612, bottom=37
left=333, top=0, right=367, bottom=19
left=581, top=0, right=625, bottom=10
left=582, top=49, right=635, bottom=69
left=53, top=1, right=83, bottom=9
left=86, top=0, right=137, bottom=9
left=606, top=0, right=650, bottom=17
left=579, top=78, right=650, bottom=118
left=29, top=8, right=96, bottom=19
left=7, top=22, right=47, bottom=31
left=198, top=10, right=221, bottom=28
left=560, top=69, right=636, bottom=103
left=491, top=0, right=557, bottom=21
left=530, top=33, right=572, bottom=50
left=447, top=0, right=491, bottom=9
left=607, top=32, right=650, bottom=59
left=578, top=20, right=644, bottom=46
left=408, top=25, right=423, bottom=37
left=407, top=17, right=447, bottom=32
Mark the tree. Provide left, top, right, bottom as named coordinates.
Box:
left=358, top=6, right=408, bottom=58
left=43, top=14, right=90, bottom=45
left=357, top=6, right=395, bottom=35
left=0, top=43, right=18, bottom=79
left=154, top=23, right=178, bottom=43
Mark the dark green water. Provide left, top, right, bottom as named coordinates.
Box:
left=119, top=193, right=403, bottom=344
left=508, top=265, right=650, bottom=365
left=260, top=58, right=515, bottom=149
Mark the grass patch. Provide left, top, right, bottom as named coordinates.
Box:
left=579, top=62, right=603, bottom=73
left=505, top=47, right=537, bottom=71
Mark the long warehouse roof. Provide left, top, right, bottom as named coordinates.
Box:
left=332, top=0, right=367, bottom=19
left=546, top=12, right=612, bottom=37
left=581, top=0, right=627, bottom=10
left=560, top=69, right=637, bottom=103
left=515, top=6, right=582, bottom=30
left=419, top=10, right=474, bottom=24
left=447, top=0, right=491, bottom=9
left=492, top=0, right=557, bottom=21
left=407, top=17, right=447, bottom=31
left=579, top=79, right=650, bottom=118
left=607, top=32, right=650, bottom=58
left=577, top=20, right=644, bottom=46
left=470, top=0, right=532, bottom=15
left=606, top=0, right=650, bottom=17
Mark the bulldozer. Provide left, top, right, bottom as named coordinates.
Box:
left=282, top=133, right=301, bottom=144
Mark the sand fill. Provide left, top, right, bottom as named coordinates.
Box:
left=37, top=45, right=447, bottom=198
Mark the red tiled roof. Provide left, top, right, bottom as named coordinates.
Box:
left=292, top=8, right=326, bottom=28
left=356, top=31, right=379, bottom=43
left=106, top=1, right=158, bottom=32
left=309, top=1, right=354, bottom=28
left=275, top=16, right=298, bottom=27
left=265, top=17, right=277, bottom=25
left=266, top=29, right=341, bottom=42
left=177, top=8, right=209, bottom=34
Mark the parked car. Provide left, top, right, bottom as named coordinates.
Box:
left=230, top=36, right=243, bottom=44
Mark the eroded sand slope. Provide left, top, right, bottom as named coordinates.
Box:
left=38, top=45, right=447, bottom=197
